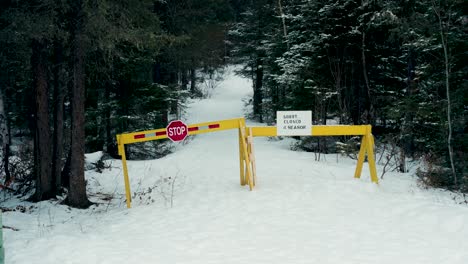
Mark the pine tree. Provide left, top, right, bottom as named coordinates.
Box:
left=230, top=0, right=281, bottom=122
left=229, top=0, right=466, bottom=191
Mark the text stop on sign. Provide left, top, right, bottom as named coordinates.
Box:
left=168, top=126, right=186, bottom=136
left=166, top=120, right=188, bottom=142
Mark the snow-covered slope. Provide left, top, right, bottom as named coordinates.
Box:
left=3, top=66, right=468, bottom=264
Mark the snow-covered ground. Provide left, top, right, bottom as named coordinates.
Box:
left=2, top=66, right=468, bottom=264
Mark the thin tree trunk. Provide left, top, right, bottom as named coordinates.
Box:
left=104, top=81, right=113, bottom=155
left=190, top=67, right=196, bottom=94
left=434, top=5, right=457, bottom=185
left=61, top=148, right=71, bottom=189
left=32, top=39, right=54, bottom=200
left=68, top=0, right=90, bottom=208
left=52, top=39, right=65, bottom=192
left=401, top=46, right=417, bottom=159
left=0, top=87, right=10, bottom=184
left=277, top=0, right=289, bottom=49
left=272, top=84, right=279, bottom=112
left=181, top=68, right=188, bottom=90
left=170, top=69, right=179, bottom=118
left=254, top=58, right=263, bottom=122
left=361, top=31, right=373, bottom=124
left=329, top=56, right=345, bottom=123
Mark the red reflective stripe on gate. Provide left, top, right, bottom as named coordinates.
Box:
left=155, top=131, right=166, bottom=136
left=208, top=124, right=220, bottom=129
left=188, top=127, right=199, bottom=132
left=134, top=134, right=145, bottom=139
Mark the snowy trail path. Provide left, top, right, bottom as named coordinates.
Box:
left=4, top=66, right=468, bottom=264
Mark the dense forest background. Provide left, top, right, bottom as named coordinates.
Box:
left=0, top=0, right=466, bottom=208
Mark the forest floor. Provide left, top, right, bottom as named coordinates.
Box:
left=2, top=66, right=468, bottom=264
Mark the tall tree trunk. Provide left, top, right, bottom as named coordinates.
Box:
left=361, top=31, right=373, bottom=125
left=434, top=4, right=457, bottom=186
left=32, top=39, right=54, bottom=200
left=181, top=68, right=188, bottom=90
left=52, top=39, right=65, bottom=191
left=277, top=0, right=289, bottom=49
left=169, top=68, right=179, bottom=118
left=254, top=58, right=263, bottom=122
left=104, top=80, right=114, bottom=155
left=61, top=148, right=71, bottom=189
left=190, top=67, right=196, bottom=94
left=68, top=0, right=90, bottom=208
left=0, top=87, right=10, bottom=184
left=398, top=48, right=417, bottom=172
left=329, top=56, right=346, bottom=123
left=152, top=62, right=162, bottom=84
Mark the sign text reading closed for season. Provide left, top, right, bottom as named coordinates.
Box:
left=276, top=111, right=312, bottom=136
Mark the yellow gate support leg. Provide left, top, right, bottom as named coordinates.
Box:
left=366, top=134, right=379, bottom=183
left=248, top=128, right=256, bottom=187
left=354, top=126, right=379, bottom=184
left=238, top=120, right=246, bottom=186
left=239, top=125, right=254, bottom=190
left=117, top=135, right=132, bottom=208
left=354, top=135, right=368, bottom=179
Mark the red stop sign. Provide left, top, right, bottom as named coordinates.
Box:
left=166, top=120, right=188, bottom=142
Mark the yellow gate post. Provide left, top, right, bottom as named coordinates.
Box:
left=366, top=134, right=378, bottom=183
left=117, top=135, right=132, bottom=208
left=248, top=128, right=256, bottom=187
left=238, top=119, right=246, bottom=186
left=354, top=134, right=368, bottom=180
left=353, top=126, right=378, bottom=183
left=239, top=123, right=254, bottom=190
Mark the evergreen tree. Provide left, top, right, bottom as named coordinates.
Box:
left=230, top=0, right=467, bottom=191
left=0, top=0, right=242, bottom=204
left=230, top=0, right=279, bottom=122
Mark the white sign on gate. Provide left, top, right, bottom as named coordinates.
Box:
left=276, top=111, right=312, bottom=136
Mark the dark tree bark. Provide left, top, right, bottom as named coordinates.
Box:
left=153, top=60, right=171, bottom=126
left=361, top=32, right=373, bottom=125
left=61, top=148, right=71, bottom=189
left=272, top=84, right=279, bottom=112
left=104, top=80, right=115, bottom=155
left=0, top=87, right=10, bottom=184
left=52, top=39, right=65, bottom=191
left=190, top=67, right=196, bottom=94
left=31, top=39, right=54, bottom=200
left=153, top=62, right=162, bottom=84
left=68, top=0, right=90, bottom=208
left=169, top=68, right=179, bottom=117
left=117, top=79, right=130, bottom=132
left=181, top=68, right=188, bottom=90
left=401, top=48, right=416, bottom=155
left=253, top=58, right=263, bottom=122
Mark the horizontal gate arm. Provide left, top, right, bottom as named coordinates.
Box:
left=119, top=128, right=167, bottom=145
left=250, top=125, right=370, bottom=137
left=187, top=118, right=243, bottom=136
left=313, top=125, right=369, bottom=136
left=117, top=117, right=245, bottom=145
